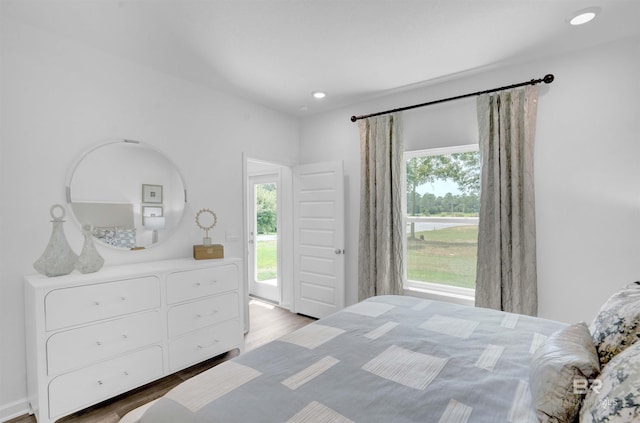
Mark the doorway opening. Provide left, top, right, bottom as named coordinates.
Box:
left=245, top=157, right=294, bottom=310
left=243, top=157, right=344, bottom=323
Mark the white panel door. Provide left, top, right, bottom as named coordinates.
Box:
left=293, top=161, right=345, bottom=318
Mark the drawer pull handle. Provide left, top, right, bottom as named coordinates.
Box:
left=196, top=310, right=218, bottom=318
left=195, top=280, right=217, bottom=287
left=95, top=334, right=129, bottom=347
left=93, top=296, right=127, bottom=306
left=97, top=371, right=129, bottom=386
left=197, top=340, right=219, bottom=349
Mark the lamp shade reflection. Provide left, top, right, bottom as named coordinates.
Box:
left=144, top=216, right=165, bottom=244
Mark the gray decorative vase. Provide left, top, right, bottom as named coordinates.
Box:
left=75, top=224, right=104, bottom=274
left=33, top=204, right=79, bottom=277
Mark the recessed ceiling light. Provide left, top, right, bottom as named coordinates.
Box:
left=312, top=91, right=326, bottom=99
left=568, top=7, right=600, bottom=26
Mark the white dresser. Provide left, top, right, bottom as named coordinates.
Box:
left=24, top=258, right=244, bottom=423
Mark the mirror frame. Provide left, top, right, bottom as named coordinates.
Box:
left=65, top=139, right=188, bottom=250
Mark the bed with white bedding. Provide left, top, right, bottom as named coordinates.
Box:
left=122, top=284, right=640, bottom=423
left=122, top=295, right=574, bottom=423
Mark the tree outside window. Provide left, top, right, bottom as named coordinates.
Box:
left=405, top=147, right=480, bottom=290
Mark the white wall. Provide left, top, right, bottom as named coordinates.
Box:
left=0, top=20, right=299, bottom=419
left=299, top=35, right=640, bottom=325
left=2, top=11, right=639, bottom=421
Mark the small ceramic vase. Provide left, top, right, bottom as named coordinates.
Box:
left=33, top=204, right=78, bottom=277
left=75, top=224, right=105, bottom=274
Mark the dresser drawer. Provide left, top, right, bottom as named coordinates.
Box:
left=166, top=265, right=238, bottom=304
left=168, top=292, right=239, bottom=338
left=168, top=320, right=242, bottom=372
left=45, top=276, right=160, bottom=331
left=48, top=346, right=163, bottom=419
left=46, top=311, right=162, bottom=375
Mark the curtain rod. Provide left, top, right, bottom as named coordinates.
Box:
left=350, top=73, right=554, bottom=122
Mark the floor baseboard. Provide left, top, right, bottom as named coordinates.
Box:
left=0, top=398, right=30, bottom=423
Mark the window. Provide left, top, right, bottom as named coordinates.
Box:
left=404, top=145, right=480, bottom=297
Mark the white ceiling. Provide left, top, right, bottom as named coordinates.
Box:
left=4, top=0, right=640, bottom=116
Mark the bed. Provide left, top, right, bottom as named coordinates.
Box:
left=122, top=286, right=640, bottom=423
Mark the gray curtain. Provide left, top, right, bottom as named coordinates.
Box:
left=475, top=86, right=539, bottom=316
left=358, top=113, right=404, bottom=301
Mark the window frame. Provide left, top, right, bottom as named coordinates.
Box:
left=402, top=144, right=480, bottom=304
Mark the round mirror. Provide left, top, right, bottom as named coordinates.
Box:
left=66, top=140, right=187, bottom=250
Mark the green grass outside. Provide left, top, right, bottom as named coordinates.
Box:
left=407, top=225, right=477, bottom=289
left=257, top=226, right=477, bottom=289
left=257, top=240, right=277, bottom=281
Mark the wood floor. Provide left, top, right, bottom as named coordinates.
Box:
left=9, top=298, right=315, bottom=423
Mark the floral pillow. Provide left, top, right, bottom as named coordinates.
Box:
left=590, top=281, right=640, bottom=365
left=93, top=226, right=116, bottom=240
left=529, top=322, right=600, bottom=422
left=93, top=226, right=116, bottom=244
left=580, top=342, right=640, bottom=422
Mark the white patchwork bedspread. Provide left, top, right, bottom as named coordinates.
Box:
left=137, top=295, right=565, bottom=423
